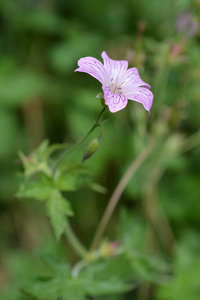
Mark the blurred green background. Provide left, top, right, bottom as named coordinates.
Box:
left=1, top=0, right=200, bottom=299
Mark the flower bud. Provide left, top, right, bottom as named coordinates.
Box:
left=82, top=138, right=99, bottom=162
left=100, top=241, right=120, bottom=257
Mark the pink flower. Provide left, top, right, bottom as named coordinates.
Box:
left=75, top=51, right=153, bottom=113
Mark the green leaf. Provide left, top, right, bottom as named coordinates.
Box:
left=41, top=254, right=71, bottom=275
left=17, top=177, right=54, bottom=201
left=46, top=190, right=73, bottom=240
left=157, top=231, right=200, bottom=300
left=35, top=139, right=49, bottom=158
left=18, top=141, right=52, bottom=177
left=0, top=70, right=47, bottom=106
left=24, top=254, right=134, bottom=300
left=56, top=162, right=88, bottom=192
left=24, top=262, right=85, bottom=300
left=118, top=210, right=169, bottom=283
left=25, top=276, right=86, bottom=300
left=79, top=255, right=135, bottom=296
left=83, top=179, right=107, bottom=194
left=18, top=10, right=64, bottom=35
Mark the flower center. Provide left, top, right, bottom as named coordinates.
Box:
left=108, top=78, right=122, bottom=95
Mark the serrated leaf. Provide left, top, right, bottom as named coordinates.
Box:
left=25, top=278, right=78, bottom=300
left=46, top=190, right=73, bottom=240
left=24, top=254, right=134, bottom=300
left=18, top=141, right=52, bottom=177
left=24, top=275, right=86, bottom=300
left=79, top=255, right=135, bottom=296
left=17, top=177, right=54, bottom=201
left=41, top=254, right=71, bottom=275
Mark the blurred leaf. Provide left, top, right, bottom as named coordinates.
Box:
left=56, top=162, right=88, bottom=191
left=25, top=277, right=86, bottom=300
left=0, top=110, right=19, bottom=158
left=19, top=140, right=52, bottom=177
left=0, top=251, right=48, bottom=300
left=118, top=210, right=169, bottom=283
left=41, top=254, right=71, bottom=275
left=160, top=172, right=200, bottom=224
left=25, top=254, right=134, bottom=300
left=17, top=175, right=54, bottom=201
left=0, top=71, right=47, bottom=107
left=79, top=255, right=135, bottom=296
left=83, top=180, right=107, bottom=194
left=157, top=231, right=200, bottom=300
left=49, top=33, right=102, bottom=74
left=46, top=189, right=73, bottom=240
left=18, top=10, right=65, bottom=35
left=44, top=143, right=71, bottom=160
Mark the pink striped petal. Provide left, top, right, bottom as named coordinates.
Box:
left=126, top=87, right=153, bottom=112
left=75, top=56, right=105, bottom=84
left=103, top=86, right=128, bottom=113
left=122, top=68, right=151, bottom=92
left=101, top=51, right=128, bottom=85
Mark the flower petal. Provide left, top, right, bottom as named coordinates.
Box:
left=126, top=87, right=153, bottom=112
left=102, top=86, right=128, bottom=113
left=75, top=56, right=105, bottom=84
left=122, top=67, right=151, bottom=92
left=101, top=51, right=128, bottom=85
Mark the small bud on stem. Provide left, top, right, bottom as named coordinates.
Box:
left=82, top=138, right=100, bottom=163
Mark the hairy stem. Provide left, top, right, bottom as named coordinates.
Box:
left=90, top=138, right=154, bottom=251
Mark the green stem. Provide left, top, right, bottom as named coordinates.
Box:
left=52, top=107, right=107, bottom=174
left=90, top=138, right=154, bottom=251
left=65, top=218, right=88, bottom=259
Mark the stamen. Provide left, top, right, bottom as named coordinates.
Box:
left=108, top=77, right=123, bottom=95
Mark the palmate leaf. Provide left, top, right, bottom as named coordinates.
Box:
left=24, top=275, right=86, bottom=300
left=79, top=254, right=135, bottom=296
left=17, top=177, right=53, bottom=201
left=46, top=189, right=73, bottom=240
left=17, top=173, right=73, bottom=240
left=24, top=254, right=135, bottom=300
left=25, top=255, right=85, bottom=300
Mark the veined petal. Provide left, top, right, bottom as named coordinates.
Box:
left=122, top=67, right=151, bottom=92
left=103, top=86, right=128, bottom=113
left=126, top=87, right=153, bottom=112
left=75, top=56, right=105, bottom=84
left=101, top=51, right=128, bottom=85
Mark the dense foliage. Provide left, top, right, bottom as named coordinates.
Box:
left=1, top=0, right=200, bottom=299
